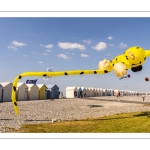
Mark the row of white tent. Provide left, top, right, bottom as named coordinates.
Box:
left=0, top=82, right=60, bottom=102
left=65, top=86, right=146, bottom=98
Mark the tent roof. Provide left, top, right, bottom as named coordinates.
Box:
left=76, top=87, right=81, bottom=89
left=0, top=82, right=12, bottom=87
left=26, top=84, right=38, bottom=88
left=65, top=86, right=77, bottom=90
left=36, top=84, right=47, bottom=88
left=17, top=82, right=28, bottom=88
left=46, top=84, right=59, bottom=89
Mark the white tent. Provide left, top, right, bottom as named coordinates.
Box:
left=128, top=91, right=132, bottom=96
left=131, top=91, right=134, bottom=96
left=95, top=88, right=100, bottom=96
left=16, top=83, right=28, bottom=101
left=125, top=90, right=129, bottom=96
left=65, top=86, right=78, bottom=98
left=0, top=82, right=12, bottom=102
left=91, top=88, right=96, bottom=96
left=119, top=90, right=124, bottom=96
left=89, top=88, right=93, bottom=97
left=99, top=88, right=103, bottom=96
left=107, top=89, right=111, bottom=96
left=85, top=87, right=90, bottom=97
left=102, top=89, right=107, bottom=96
left=110, top=89, right=114, bottom=96
left=114, top=89, right=119, bottom=96
left=26, top=84, right=39, bottom=100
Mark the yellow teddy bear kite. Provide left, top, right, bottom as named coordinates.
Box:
left=98, top=46, right=150, bottom=78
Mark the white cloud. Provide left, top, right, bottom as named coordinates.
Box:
left=92, top=42, right=107, bottom=51
left=37, top=61, right=43, bottom=64
left=7, top=40, right=26, bottom=50
left=12, top=40, right=26, bottom=46
left=32, top=52, right=37, bottom=54
left=40, top=44, right=53, bottom=49
left=42, top=53, right=48, bottom=56
left=110, top=44, right=115, bottom=47
left=23, top=55, right=28, bottom=57
left=81, top=53, right=89, bottom=58
left=45, top=49, right=52, bottom=52
left=58, top=42, right=85, bottom=51
left=118, top=42, right=127, bottom=48
left=107, top=53, right=111, bottom=56
left=83, top=39, right=92, bottom=45
left=108, top=36, right=113, bottom=40
left=7, top=45, right=17, bottom=50
left=57, top=54, right=69, bottom=60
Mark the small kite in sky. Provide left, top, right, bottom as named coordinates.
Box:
left=145, top=77, right=149, bottom=81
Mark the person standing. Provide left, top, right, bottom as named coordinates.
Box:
left=117, top=91, right=120, bottom=97
left=142, top=93, right=146, bottom=101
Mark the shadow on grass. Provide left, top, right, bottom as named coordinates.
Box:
left=25, top=119, right=51, bottom=122
left=133, top=111, right=150, bottom=117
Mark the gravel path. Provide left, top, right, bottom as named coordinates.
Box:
left=0, top=96, right=150, bottom=132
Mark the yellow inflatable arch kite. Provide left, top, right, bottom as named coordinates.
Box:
left=11, top=46, right=150, bottom=115
left=12, top=70, right=106, bottom=115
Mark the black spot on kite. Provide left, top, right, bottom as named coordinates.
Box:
left=13, top=86, right=16, bottom=91
left=43, top=74, right=47, bottom=77
left=14, top=102, right=17, bottom=106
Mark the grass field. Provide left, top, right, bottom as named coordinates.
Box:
left=5, top=111, right=150, bottom=133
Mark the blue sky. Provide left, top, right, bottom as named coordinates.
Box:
left=1, top=17, right=150, bottom=94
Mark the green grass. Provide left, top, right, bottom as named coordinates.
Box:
left=5, top=111, right=150, bottom=133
